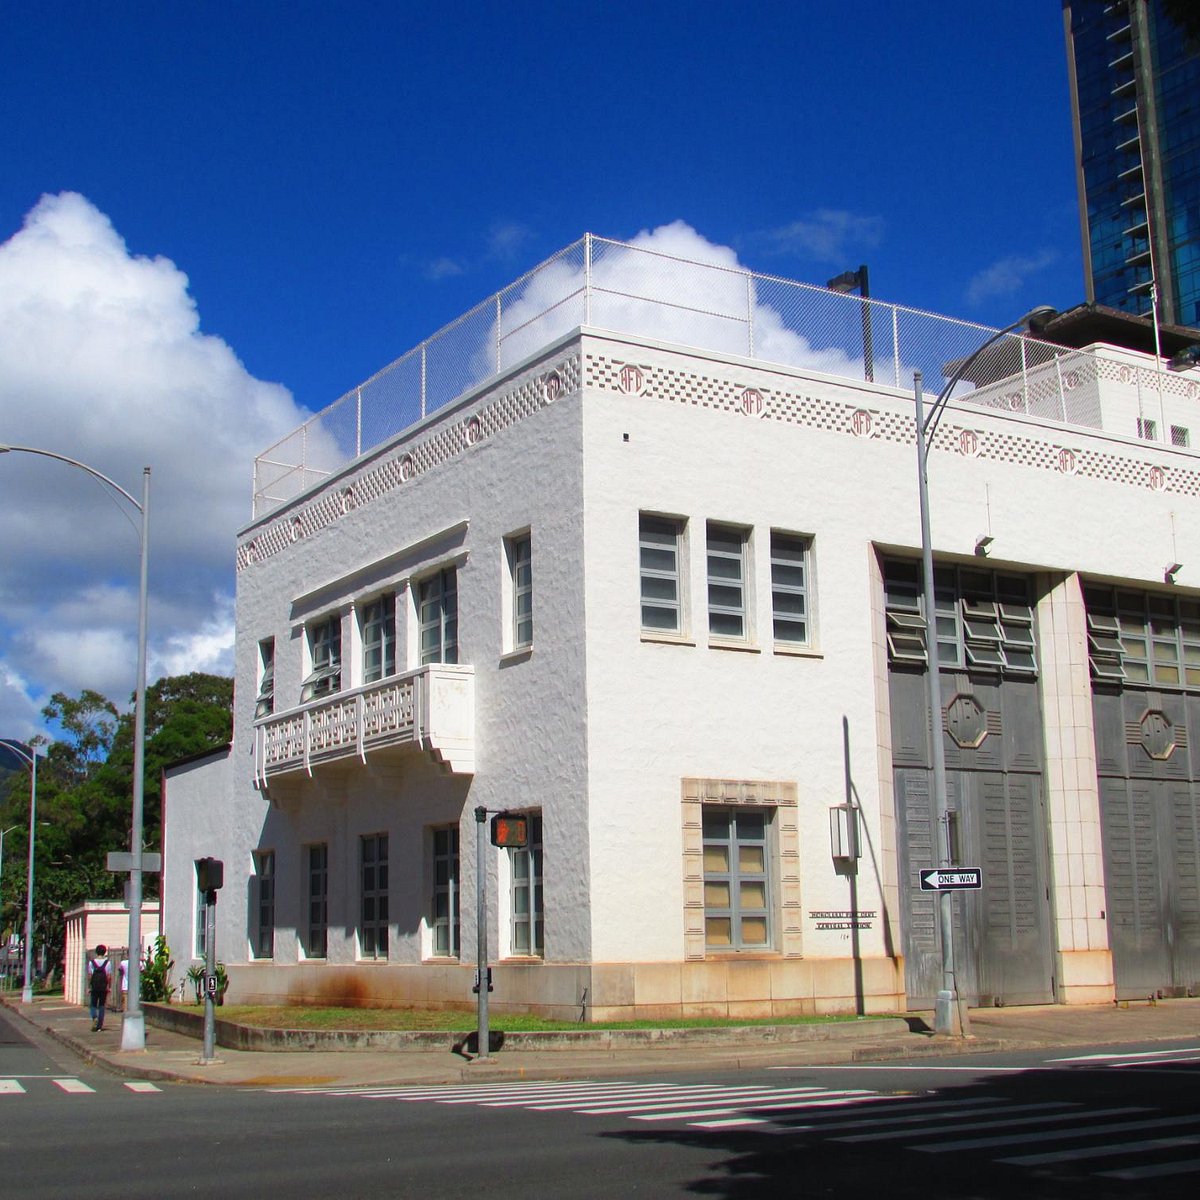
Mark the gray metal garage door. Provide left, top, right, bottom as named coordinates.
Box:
left=1085, top=584, right=1200, bottom=999
left=886, top=559, right=1055, bottom=1008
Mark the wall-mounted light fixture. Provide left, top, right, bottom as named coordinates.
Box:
left=829, top=804, right=861, bottom=861
left=974, top=534, right=994, bottom=557
left=1165, top=562, right=1183, bottom=584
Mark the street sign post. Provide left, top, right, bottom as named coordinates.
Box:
left=919, top=868, right=983, bottom=891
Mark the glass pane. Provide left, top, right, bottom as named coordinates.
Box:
left=738, top=845, right=765, bottom=873
left=514, top=923, right=529, bottom=954
left=740, top=881, right=767, bottom=908
left=740, top=916, right=769, bottom=945
left=710, top=612, right=744, bottom=638
left=737, top=812, right=765, bottom=839
left=702, top=811, right=731, bottom=837
left=640, top=547, right=677, bottom=572
left=705, top=917, right=731, bottom=945
left=514, top=887, right=529, bottom=916
left=703, top=846, right=729, bottom=872
left=704, top=882, right=730, bottom=907
left=641, top=576, right=678, bottom=601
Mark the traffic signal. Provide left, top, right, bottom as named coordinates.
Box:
left=490, top=813, right=529, bottom=848
left=195, top=857, right=224, bottom=892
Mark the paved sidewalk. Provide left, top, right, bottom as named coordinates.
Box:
left=3, top=993, right=1197, bottom=1089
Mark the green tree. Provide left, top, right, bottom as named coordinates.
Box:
left=0, top=673, right=233, bottom=973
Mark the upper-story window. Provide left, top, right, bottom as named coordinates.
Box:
left=255, top=638, right=275, bottom=718
left=506, top=533, right=533, bottom=652
left=706, top=523, right=748, bottom=640
left=419, top=568, right=458, bottom=665
left=770, top=532, right=811, bottom=646
left=639, top=514, right=684, bottom=634
left=302, top=614, right=342, bottom=701
left=361, top=593, right=396, bottom=683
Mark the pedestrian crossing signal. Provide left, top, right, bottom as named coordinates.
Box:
left=490, top=814, right=529, bottom=848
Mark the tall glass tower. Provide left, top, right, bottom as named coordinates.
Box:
left=1063, top=1, right=1200, bottom=328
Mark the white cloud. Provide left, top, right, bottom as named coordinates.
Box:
left=966, top=249, right=1058, bottom=306
left=492, top=220, right=868, bottom=379
left=0, top=192, right=307, bottom=726
left=761, top=210, right=885, bottom=266
left=424, top=256, right=465, bottom=281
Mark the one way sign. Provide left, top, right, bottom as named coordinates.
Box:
left=919, top=867, right=983, bottom=891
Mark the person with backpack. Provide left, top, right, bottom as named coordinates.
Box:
left=87, top=945, right=110, bottom=1032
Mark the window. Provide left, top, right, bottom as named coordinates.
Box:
left=253, top=851, right=275, bottom=959
left=510, top=812, right=543, bottom=956
left=361, top=593, right=396, bottom=683
left=703, top=808, right=771, bottom=950
left=359, top=833, right=389, bottom=959
left=431, top=826, right=460, bottom=958
left=1137, top=416, right=1157, bottom=440
left=418, top=568, right=458, bottom=665
left=770, top=531, right=811, bottom=645
left=1084, top=585, right=1200, bottom=687
left=255, top=638, right=275, bottom=718
left=883, top=560, right=1038, bottom=676
left=302, top=615, right=341, bottom=701
left=305, top=843, right=328, bottom=958
left=506, top=533, right=533, bottom=651
left=1172, top=424, right=1190, bottom=448
left=639, top=514, right=683, bottom=633
left=707, top=523, right=748, bottom=639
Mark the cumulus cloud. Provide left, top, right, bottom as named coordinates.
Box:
left=0, top=192, right=306, bottom=737
left=492, top=219, right=868, bottom=378
left=966, top=249, right=1059, bottom=306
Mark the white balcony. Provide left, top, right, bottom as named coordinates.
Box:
left=254, top=663, right=474, bottom=786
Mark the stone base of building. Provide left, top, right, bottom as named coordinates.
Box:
left=226, top=955, right=908, bottom=1021
left=1055, top=949, right=1116, bottom=1005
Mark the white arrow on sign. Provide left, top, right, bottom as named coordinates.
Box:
left=919, top=867, right=982, bottom=891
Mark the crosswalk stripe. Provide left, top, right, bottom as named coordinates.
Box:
left=1001, top=1132, right=1200, bottom=1167
left=692, top=1117, right=768, bottom=1128
left=54, top=1079, right=95, bottom=1094
left=782, top=1099, right=1068, bottom=1132
left=573, top=1088, right=875, bottom=1116
left=1099, top=1155, right=1200, bottom=1180
left=526, top=1086, right=830, bottom=1113
left=912, top=1112, right=1196, bottom=1154
left=0, top=1080, right=27, bottom=1094
left=834, top=1101, right=1091, bottom=1142
left=123, top=1082, right=162, bottom=1093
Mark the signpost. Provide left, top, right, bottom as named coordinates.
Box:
left=919, top=867, right=983, bottom=891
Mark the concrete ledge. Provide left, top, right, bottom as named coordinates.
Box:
left=144, top=1004, right=909, bottom=1053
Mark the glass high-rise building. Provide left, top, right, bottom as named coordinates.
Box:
left=1063, top=1, right=1200, bottom=327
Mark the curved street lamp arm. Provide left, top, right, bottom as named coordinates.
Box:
left=0, top=445, right=143, bottom=513
left=922, top=306, right=1058, bottom=447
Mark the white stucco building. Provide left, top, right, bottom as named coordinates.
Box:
left=163, top=235, right=1200, bottom=1018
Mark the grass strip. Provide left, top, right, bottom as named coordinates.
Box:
left=202, top=1005, right=868, bottom=1033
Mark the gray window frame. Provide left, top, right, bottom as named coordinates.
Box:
left=706, top=522, right=748, bottom=640
left=362, top=592, right=397, bottom=683
left=254, top=850, right=275, bottom=960
left=359, top=833, right=389, bottom=960
left=305, top=843, right=328, bottom=959
left=255, top=637, right=275, bottom=718
left=507, top=533, right=533, bottom=651
left=510, top=812, right=544, bottom=957
left=770, top=531, right=811, bottom=646
left=431, top=826, right=460, bottom=958
left=702, top=807, right=772, bottom=952
left=302, top=614, right=342, bottom=701
left=418, top=568, right=459, bottom=665
left=639, top=514, right=683, bottom=633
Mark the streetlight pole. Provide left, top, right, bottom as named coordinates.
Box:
left=0, top=446, right=151, bottom=1050
left=913, top=306, right=1056, bottom=1038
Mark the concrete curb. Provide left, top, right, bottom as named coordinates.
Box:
left=142, top=1003, right=911, bottom=1053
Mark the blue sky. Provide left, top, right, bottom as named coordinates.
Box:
left=0, top=2, right=1082, bottom=737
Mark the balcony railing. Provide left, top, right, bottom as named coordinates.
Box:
left=254, top=664, right=474, bottom=785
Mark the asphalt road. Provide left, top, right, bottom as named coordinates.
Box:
left=3, top=1006, right=1199, bottom=1199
